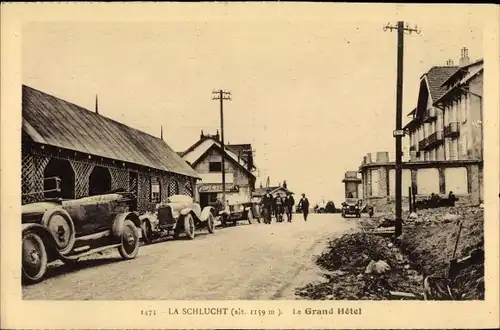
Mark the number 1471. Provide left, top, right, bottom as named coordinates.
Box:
left=141, top=310, right=157, bottom=316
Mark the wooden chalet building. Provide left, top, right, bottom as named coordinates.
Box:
left=252, top=182, right=294, bottom=204
left=21, top=85, right=200, bottom=213
left=179, top=131, right=257, bottom=208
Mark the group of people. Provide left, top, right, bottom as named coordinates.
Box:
left=260, top=190, right=310, bottom=223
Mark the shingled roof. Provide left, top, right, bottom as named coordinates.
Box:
left=22, top=85, right=200, bottom=179
left=423, top=66, right=459, bottom=103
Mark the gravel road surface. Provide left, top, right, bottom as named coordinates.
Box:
left=23, top=213, right=356, bottom=300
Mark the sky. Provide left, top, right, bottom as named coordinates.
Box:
left=21, top=5, right=483, bottom=205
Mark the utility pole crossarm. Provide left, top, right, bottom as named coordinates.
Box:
left=383, top=22, right=421, bottom=34
left=212, top=90, right=232, bottom=100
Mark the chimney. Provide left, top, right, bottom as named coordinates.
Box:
left=459, top=47, right=470, bottom=66
left=283, top=180, right=287, bottom=189
left=200, top=129, right=204, bottom=139
left=95, top=94, right=99, bottom=114
left=446, top=59, right=454, bottom=66
left=216, top=129, right=220, bottom=141
left=160, top=125, right=163, bottom=140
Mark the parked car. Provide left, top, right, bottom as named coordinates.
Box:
left=22, top=180, right=141, bottom=284
left=341, top=198, right=361, bottom=218
left=325, top=201, right=337, bottom=213
left=316, top=200, right=326, bottom=213
left=139, top=194, right=215, bottom=243
left=219, top=201, right=258, bottom=226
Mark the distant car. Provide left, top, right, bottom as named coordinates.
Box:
left=341, top=198, right=361, bottom=218
left=325, top=201, right=337, bottom=213
left=139, top=194, right=215, bottom=243
left=316, top=201, right=326, bottom=213
left=219, top=202, right=258, bottom=227
left=22, top=180, right=141, bottom=284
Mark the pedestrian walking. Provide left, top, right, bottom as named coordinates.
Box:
left=262, top=189, right=274, bottom=224
left=275, top=195, right=284, bottom=222
left=298, top=193, right=310, bottom=221
left=285, top=193, right=295, bottom=222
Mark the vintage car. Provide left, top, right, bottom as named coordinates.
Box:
left=341, top=198, right=361, bottom=218
left=22, top=180, right=142, bottom=284
left=219, top=201, right=259, bottom=226
left=316, top=200, right=326, bottom=213
left=139, top=194, right=215, bottom=244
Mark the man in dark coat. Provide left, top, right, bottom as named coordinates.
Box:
left=298, top=193, right=310, bottom=221
left=262, top=190, right=274, bottom=224
left=448, top=191, right=458, bottom=207
left=285, top=193, right=295, bottom=222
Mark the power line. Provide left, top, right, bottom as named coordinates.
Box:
left=212, top=89, right=232, bottom=206
left=383, top=21, right=421, bottom=238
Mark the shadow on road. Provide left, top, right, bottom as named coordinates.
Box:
left=23, top=257, right=122, bottom=285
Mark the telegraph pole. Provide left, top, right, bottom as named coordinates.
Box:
left=383, top=21, right=421, bottom=237
left=212, top=89, right=232, bottom=207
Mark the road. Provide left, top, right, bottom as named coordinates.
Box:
left=22, top=213, right=356, bottom=300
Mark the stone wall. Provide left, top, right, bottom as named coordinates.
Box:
left=359, top=160, right=482, bottom=210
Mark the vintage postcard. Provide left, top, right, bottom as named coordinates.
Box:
left=1, top=2, right=499, bottom=329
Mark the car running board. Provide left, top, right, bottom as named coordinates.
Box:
left=63, top=243, right=122, bottom=260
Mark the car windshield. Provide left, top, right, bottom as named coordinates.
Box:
left=345, top=198, right=358, bottom=204
left=167, top=194, right=193, bottom=203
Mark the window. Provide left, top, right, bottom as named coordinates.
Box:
left=209, top=161, right=222, bottom=172
left=150, top=176, right=161, bottom=203
left=461, top=96, right=467, bottom=123
left=168, top=179, right=179, bottom=196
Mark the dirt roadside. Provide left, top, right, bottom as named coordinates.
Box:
left=296, top=206, right=484, bottom=300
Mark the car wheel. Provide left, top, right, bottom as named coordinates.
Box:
left=184, top=214, right=195, bottom=240
left=118, top=219, right=140, bottom=260
left=43, top=210, right=76, bottom=256
left=207, top=213, right=215, bottom=234
left=141, top=220, right=153, bottom=245
left=22, top=231, right=48, bottom=284
left=247, top=210, right=254, bottom=224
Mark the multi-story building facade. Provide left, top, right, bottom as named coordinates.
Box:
left=354, top=48, right=484, bottom=211
left=405, top=48, right=483, bottom=164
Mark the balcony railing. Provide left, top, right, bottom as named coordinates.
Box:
left=419, top=131, right=444, bottom=150
left=418, top=137, right=428, bottom=150
left=423, top=107, right=437, bottom=123
left=444, top=122, right=460, bottom=138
